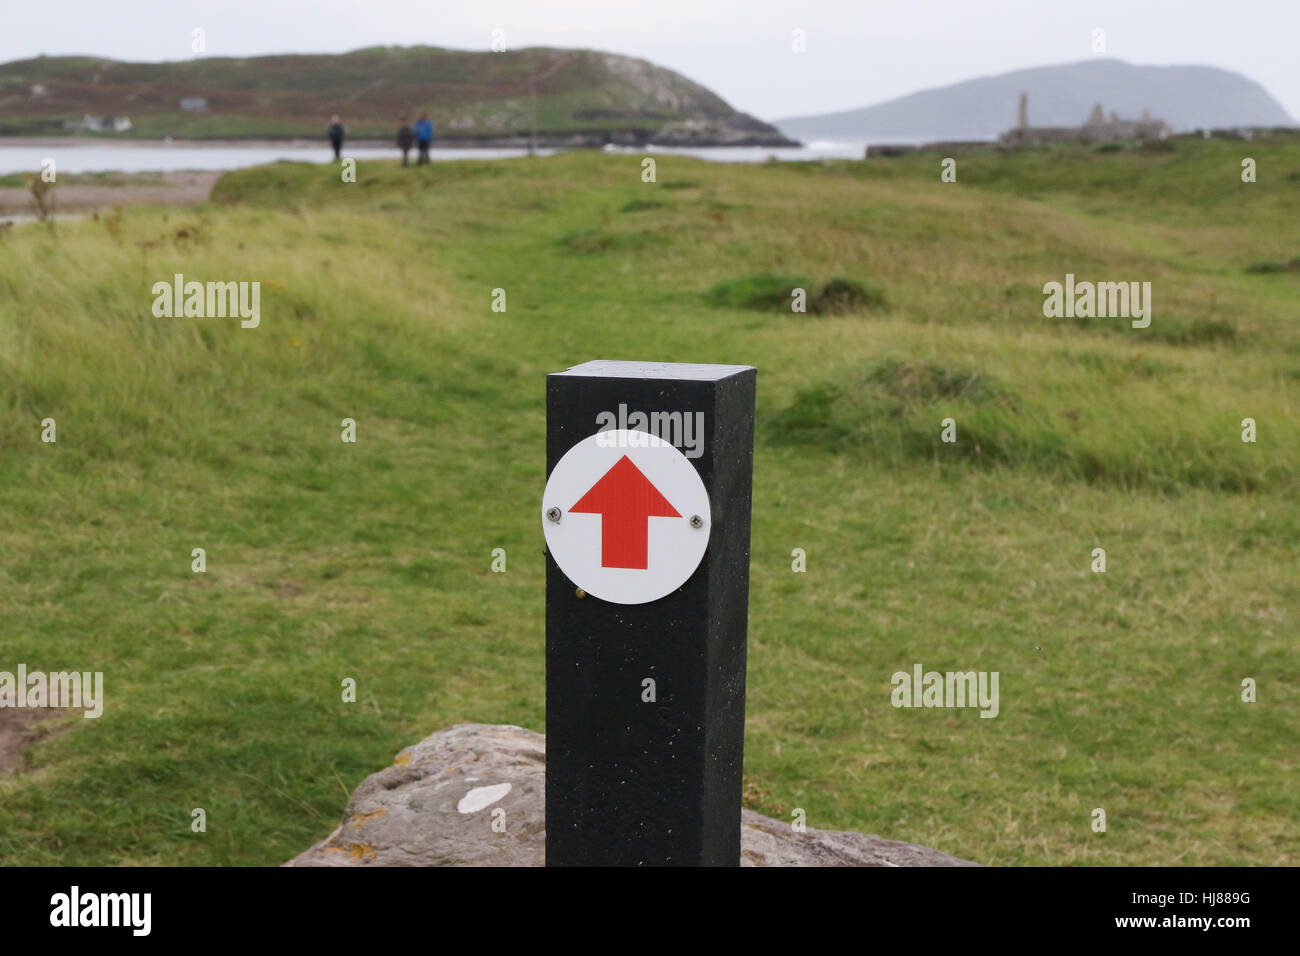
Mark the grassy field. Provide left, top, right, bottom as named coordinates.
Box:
left=0, top=137, right=1296, bottom=865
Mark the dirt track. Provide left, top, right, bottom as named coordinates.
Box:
left=0, top=170, right=220, bottom=218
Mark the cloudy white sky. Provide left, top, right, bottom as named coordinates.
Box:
left=5, top=0, right=1297, bottom=121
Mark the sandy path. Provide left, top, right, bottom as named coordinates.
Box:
left=0, top=170, right=221, bottom=218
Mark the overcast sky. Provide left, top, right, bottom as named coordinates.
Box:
left=5, top=0, right=1297, bottom=121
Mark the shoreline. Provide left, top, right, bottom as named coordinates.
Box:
left=0, top=136, right=406, bottom=149
left=0, top=133, right=800, bottom=150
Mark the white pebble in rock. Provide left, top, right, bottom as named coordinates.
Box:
left=457, top=783, right=512, bottom=814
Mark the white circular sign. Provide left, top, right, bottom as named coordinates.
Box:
left=542, top=429, right=711, bottom=604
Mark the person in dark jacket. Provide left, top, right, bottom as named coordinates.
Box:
left=328, top=115, right=345, bottom=160
left=397, top=116, right=415, bottom=167
left=413, top=112, right=434, bottom=165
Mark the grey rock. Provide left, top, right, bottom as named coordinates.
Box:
left=285, top=723, right=978, bottom=867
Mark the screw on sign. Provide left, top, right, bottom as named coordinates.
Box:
left=544, top=360, right=756, bottom=867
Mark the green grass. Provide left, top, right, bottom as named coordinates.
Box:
left=1, top=140, right=1297, bottom=866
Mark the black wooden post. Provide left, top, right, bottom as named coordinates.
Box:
left=544, top=360, right=757, bottom=866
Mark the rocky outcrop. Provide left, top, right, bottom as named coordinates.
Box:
left=286, top=723, right=978, bottom=867
left=652, top=116, right=797, bottom=147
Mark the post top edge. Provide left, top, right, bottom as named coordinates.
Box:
left=549, top=360, right=757, bottom=382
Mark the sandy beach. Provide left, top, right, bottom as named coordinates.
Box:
left=0, top=169, right=222, bottom=218
left=0, top=136, right=391, bottom=149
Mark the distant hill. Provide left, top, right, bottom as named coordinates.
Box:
left=0, top=46, right=795, bottom=146
left=775, top=59, right=1296, bottom=140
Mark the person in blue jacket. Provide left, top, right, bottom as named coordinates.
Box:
left=413, top=112, right=434, bottom=165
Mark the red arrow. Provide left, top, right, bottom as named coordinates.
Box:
left=569, top=455, right=681, bottom=569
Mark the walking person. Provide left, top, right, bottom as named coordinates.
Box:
left=328, top=115, right=345, bottom=161
left=397, top=115, right=415, bottom=167
left=413, top=112, right=434, bottom=165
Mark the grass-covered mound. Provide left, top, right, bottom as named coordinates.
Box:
left=706, top=274, right=887, bottom=314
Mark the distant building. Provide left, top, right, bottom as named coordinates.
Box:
left=179, top=97, right=208, bottom=113
left=999, top=92, right=1170, bottom=146
left=62, top=114, right=134, bottom=133
left=29, top=83, right=47, bottom=98
left=71, top=114, right=109, bottom=132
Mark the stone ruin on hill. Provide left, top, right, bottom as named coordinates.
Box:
left=999, top=91, right=1171, bottom=146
